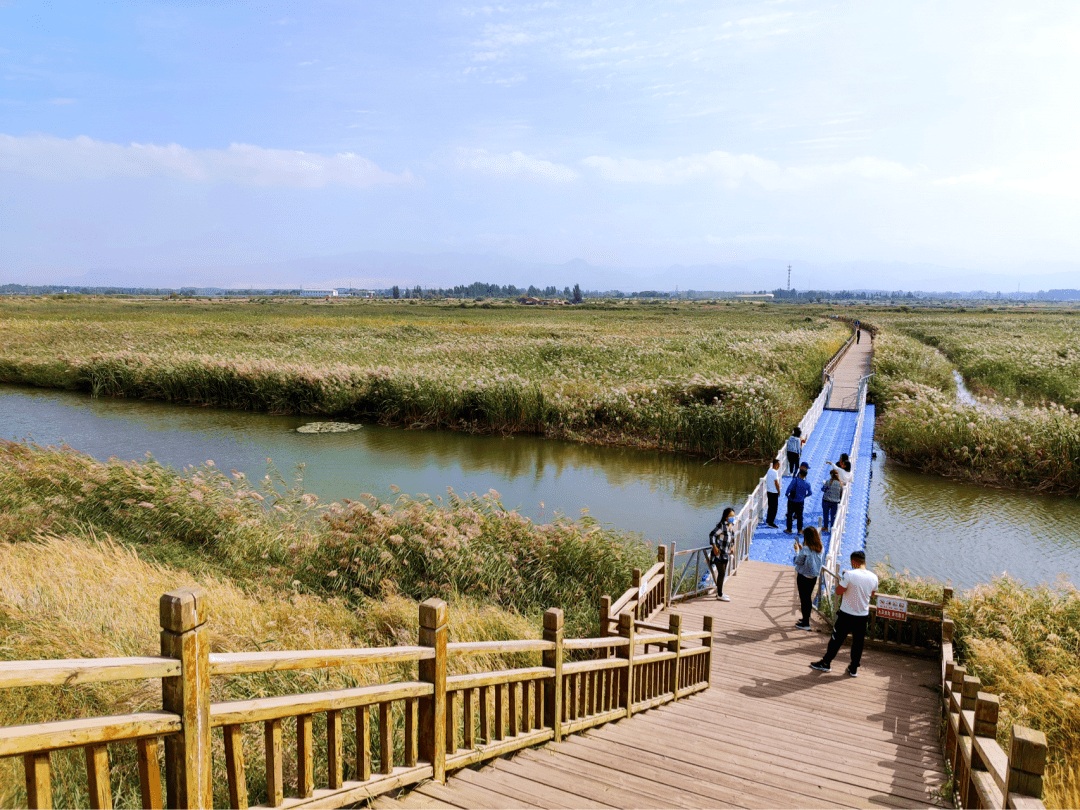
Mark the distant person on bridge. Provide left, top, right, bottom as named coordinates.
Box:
left=709, top=507, right=736, bottom=602
left=810, top=550, right=879, bottom=677
left=765, top=459, right=782, bottom=528
left=792, top=527, right=824, bottom=630
left=827, top=454, right=852, bottom=486
left=784, top=468, right=812, bottom=534
left=820, top=469, right=844, bottom=533
left=785, top=427, right=805, bottom=475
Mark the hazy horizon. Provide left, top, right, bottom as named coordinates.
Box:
left=3, top=2, right=1079, bottom=292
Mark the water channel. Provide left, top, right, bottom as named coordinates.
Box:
left=2, top=384, right=1077, bottom=590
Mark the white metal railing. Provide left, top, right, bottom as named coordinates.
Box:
left=668, top=335, right=853, bottom=603
left=817, top=372, right=873, bottom=617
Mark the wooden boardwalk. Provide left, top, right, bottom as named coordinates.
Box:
left=827, top=336, right=873, bottom=411
left=372, top=561, right=949, bottom=809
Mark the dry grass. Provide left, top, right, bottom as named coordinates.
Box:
left=0, top=532, right=543, bottom=808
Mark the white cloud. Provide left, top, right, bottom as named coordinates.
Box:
left=455, top=147, right=578, bottom=182
left=0, top=134, right=413, bottom=188
left=49, top=98, right=76, bottom=105
left=581, top=151, right=914, bottom=190
left=935, top=168, right=1003, bottom=186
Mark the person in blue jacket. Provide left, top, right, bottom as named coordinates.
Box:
left=784, top=467, right=812, bottom=534
left=792, top=526, right=824, bottom=630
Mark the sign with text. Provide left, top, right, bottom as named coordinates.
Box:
left=876, top=596, right=909, bottom=621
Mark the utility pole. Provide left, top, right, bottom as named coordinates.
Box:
left=787, top=265, right=791, bottom=291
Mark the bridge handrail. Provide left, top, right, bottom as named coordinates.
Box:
left=822, top=333, right=856, bottom=382
left=817, top=371, right=873, bottom=614
left=2, top=565, right=711, bottom=810
left=941, top=621, right=1048, bottom=809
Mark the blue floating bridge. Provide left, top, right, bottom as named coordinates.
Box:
left=747, top=404, right=875, bottom=568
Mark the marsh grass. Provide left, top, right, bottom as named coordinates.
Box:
left=869, top=329, right=1080, bottom=493
left=0, top=441, right=652, bottom=806
left=0, top=298, right=845, bottom=461
left=946, top=576, right=1080, bottom=810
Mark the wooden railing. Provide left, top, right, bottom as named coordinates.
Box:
left=941, top=620, right=1048, bottom=809
left=822, top=333, right=856, bottom=383
left=1, top=570, right=711, bottom=809
left=599, top=545, right=669, bottom=636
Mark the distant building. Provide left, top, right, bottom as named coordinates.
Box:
left=297, top=289, right=338, bottom=298
left=735, top=293, right=775, bottom=300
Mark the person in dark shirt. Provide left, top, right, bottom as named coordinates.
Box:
left=709, top=507, right=736, bottom=602
left=784, top=468, right=812, bottom=534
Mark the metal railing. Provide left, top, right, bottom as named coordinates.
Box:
left=817, top=372, right=873, bottom=616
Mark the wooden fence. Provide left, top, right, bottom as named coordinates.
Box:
left=0, top=553, right=711, bottom=810
left=941, top=620, right=1048, bottom=809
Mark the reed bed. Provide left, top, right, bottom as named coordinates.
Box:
left=0, top=297, right=845, bottom=461
left=869, top=327, right=1080, bottom=493
left=0, top=440, right=652, bottom=806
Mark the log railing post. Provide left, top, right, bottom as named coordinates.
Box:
left=598, top=595, right=611, bottom=659
left=667, top=613, right=681, bottom=698
left=666, top=543, right=675, bottom=609
left=968, top=691, right=999, bottom=806
left=656, top=545, right=667, bottom=608
left=160, top=587, right=211, bottom=810
left=631, top=568, right=642, bottom=620
left=418, top=598, right=448, bottom=784
left=616, top=611, right=635, bottom=718
left=542, top=608, right=564, bottom=742
left=702, top=615, right=714, bottom=687
left=957, top=674, right=980, bottom=807
left=1007, top=726, right=1047, bottom=804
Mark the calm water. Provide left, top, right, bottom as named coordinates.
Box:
left=2, top=385, right=1077, bottom=588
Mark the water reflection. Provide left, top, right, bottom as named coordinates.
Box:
left=3, top=384, right=1076, bottom=589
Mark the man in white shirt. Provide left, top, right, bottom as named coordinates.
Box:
left=810, top=550, right=879, bottom=677
left=764, top=459, right=781, bottom=528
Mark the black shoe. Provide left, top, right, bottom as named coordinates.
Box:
left=783, top=529, right=793, bottom=534
left=794, top=622, right=809, bottom=630
left=846, top=666, right=858, bottom=678
left=767, top=523, right=779, bottom=529
left=810, top=661, right=831, bottom=672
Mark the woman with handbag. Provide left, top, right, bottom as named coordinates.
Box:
left=793, top=526, right=824, bottom=630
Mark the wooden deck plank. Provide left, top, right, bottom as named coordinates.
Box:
left=384, top=560, right=948, bottom=809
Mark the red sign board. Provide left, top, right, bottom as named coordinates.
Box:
left=876, top=596, right=908, bottom=621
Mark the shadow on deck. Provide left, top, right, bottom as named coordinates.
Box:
left=372, top=561, right=949, bottom=809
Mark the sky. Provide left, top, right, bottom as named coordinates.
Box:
left=2, top=1, right=1080, bottom=292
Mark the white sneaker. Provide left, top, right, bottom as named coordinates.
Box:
left=717, top=594, right=731, bottom=602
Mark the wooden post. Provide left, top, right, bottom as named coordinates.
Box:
left=137, top=738, right=163, bottom=810
left=656, top=545, right=667, bottom=607
left=160, top=587, right=211, bottom=809
left=542, top=608, right=564, bottom=742
left=296, top=715, right=313, bottom=798
left=616, top=611, right=635, bottom=718
left=418, top=598, right=447, bottom=784
left=1007, top=726, right=1048, bottom=802
left=24, top=752, right=52, bottom=810
left=632, top=567, right=642, bottom=620
left=666, top=543, right=675, bottom=608
left=223, top=726, right=248, bottom=809
left=86, top=744, right=112, bottom=810
left=702, top=616, right=714, bottom=687
left=598, top=595, right=611, bottom=659
left=968, top=691, right=999, bottom=807
left=667, top=613, right=681, bottom=698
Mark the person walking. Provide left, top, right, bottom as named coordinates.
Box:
left=810, top=550, right=879, bottom=676
left=792, top=527, right=824, bottom=630
left=765, top=458, right=782, bottom=528
left=785, top=427, right=805, bottom=475
left=709, top=507, right=736, bottom=602
left=784, top=468, right=812, bottom=534
left=820, top=469, right=844, bottom=533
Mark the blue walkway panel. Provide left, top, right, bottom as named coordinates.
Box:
left=747, top=406, right=873, bottom=567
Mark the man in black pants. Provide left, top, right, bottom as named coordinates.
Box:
left=810, top=550, right=880, bottom=676
left=785, top=427, right=804, bottom=475
left=764, top=458, right=781, bottom=528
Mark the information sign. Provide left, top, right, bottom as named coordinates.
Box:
left=876, top=596, right=908, bottom=621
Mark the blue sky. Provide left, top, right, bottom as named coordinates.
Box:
left=2, top=1, right=1079, bottom=291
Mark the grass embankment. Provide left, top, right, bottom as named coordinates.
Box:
left=0, top=440, right=654, bottom=807
left=876, top=568, right=1079, bottom=809
left=0, top=297, right=846, bottom=461
left=867, top=310, right=1080, bottom=493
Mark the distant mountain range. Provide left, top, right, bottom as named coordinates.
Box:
left=11, top=251, right=1080, bottom=295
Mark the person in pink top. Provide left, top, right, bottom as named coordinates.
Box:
left=809, top=550, right=879, bottom=677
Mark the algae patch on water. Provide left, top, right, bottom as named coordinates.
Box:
left=296, top=421, right=363, bottom=434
